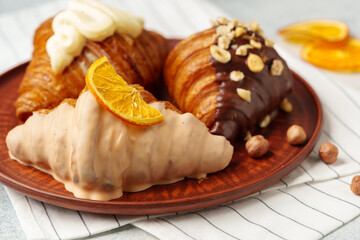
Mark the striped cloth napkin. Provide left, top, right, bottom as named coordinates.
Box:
left=1, top=0, right=360, bottom=239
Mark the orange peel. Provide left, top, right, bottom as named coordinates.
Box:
left=85, top=56, right=164, bottom=126
left=279, top=19, right=349, bottom=43
left=301, top=38, right=360, bottom=72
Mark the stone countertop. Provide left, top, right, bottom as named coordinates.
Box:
left=1, top=0, right=360, bottom=239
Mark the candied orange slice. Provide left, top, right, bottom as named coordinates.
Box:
left=301, top=38, right=360, bottom=72
left=85, top=56, right=164, bottom=125
left=279, top=19, right=349, bottom=43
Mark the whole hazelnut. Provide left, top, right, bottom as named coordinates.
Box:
left=245, top=135, right=269, bottom=158
left=350, top=175, right=360, bottom=195
left=287, top=125, right=307, bottom=145
left=319, top=142, right=338, bottom=164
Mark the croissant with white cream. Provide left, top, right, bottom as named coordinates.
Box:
left=16, top=13, right=168, bottom=121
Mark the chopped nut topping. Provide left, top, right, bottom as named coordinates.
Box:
left=216, top=25, right=231, bottom=36
left=271, top=59, right=284, bottom=76
left=230, top=70, right=245, bottom=82
left=250, top=39, right=262, bottom=49
left=231, top=44, right=238, bottom=50
left=247, top=53, right=264, bottom=73
left=210, top=34, right=218, bottom=43
left=210, top=45, right=231, bottom=63
left=210, top=19, right=217, bottom=27
left=238, top=22, right=249, bottom=28
left=244, top=131, right=252, bottom=141
left=234, top=27, right=247, bottom=38
left=216, top=16, right=229, bottom=25
left=249, top=20, right=259, bottom=32
left=259, top=115, right=271, bottom=128
left=218, top=36, right=231, bottom=49
left=235, top=44, right=253, bottom=56
left=279, top=98, right=292, bottom=112
left=227, top=31, right=235, bottom=40
left=242, top=33, right=256, bottom=41
left=228, top=19, right=238, bottom=29
left=236, top=88, right=251, bottom=102
left=232, top=19, right=240, bottom=26
left=227, top=21, right=235, bottom=30
left=257, top=28, right=264, bottom=36
left=265, top=37, right=274, bottom=47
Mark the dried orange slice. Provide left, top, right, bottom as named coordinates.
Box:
left=279, top=19, right=349, bottom=43
left=301, top=38, right=360, bottom=72
left=86, top=56, right=164, bottom=125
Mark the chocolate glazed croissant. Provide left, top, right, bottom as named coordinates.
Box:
left=164, top=20, right=294, bottom=141
left=16, top=18, right=168, bottom=121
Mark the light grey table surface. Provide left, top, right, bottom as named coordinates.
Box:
left=0, top=0, right=360, bottom=239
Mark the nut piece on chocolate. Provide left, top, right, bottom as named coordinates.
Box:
left=247, top=53, right=264, bottom=73
left=210, top=45, right=231, bottom=63
left=271, top=59, right=284, bottom=76
left=250, top=39, right=262, bottom=49
left=218, top=36, right=231, bottom=49
left=235, top=44, right=253, bottom=56
left=230, top=70, right=245, bottom=82
left=236, top=88, right=251, bottom=103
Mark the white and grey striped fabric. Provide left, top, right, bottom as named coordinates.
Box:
left=1, top=0, right=360, bottom=239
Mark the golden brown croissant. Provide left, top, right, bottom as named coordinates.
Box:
left=164, top=19, right=294, bottom=141
left=16, top=18, right=168, bottom=121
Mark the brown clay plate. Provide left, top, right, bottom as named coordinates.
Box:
left=0, top=63, right=322, bottom=215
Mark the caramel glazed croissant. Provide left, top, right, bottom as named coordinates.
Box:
left=164, top=19, right=294, bottom=141
left=7, top=85, right=233, bottom=201
left=15, top=17, right=168, bottom=121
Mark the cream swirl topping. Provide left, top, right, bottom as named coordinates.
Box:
left=46, top=0, right=144, bottom=74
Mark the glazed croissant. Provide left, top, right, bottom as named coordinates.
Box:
left=7, top=88, right=233, bottom=201
left=164, top=20, right=294, bottom=141
left=15, top=17, right=168, bottom=121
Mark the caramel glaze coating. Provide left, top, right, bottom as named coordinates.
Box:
left=164, top=28, right=294, bottom=142
left=16, top=18, right=168, bottom=121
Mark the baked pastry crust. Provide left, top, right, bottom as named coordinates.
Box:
left=16, top=18, right=168, bottom=121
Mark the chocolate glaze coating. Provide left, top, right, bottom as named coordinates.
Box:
left=210, top=29, right=294, bottom=141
